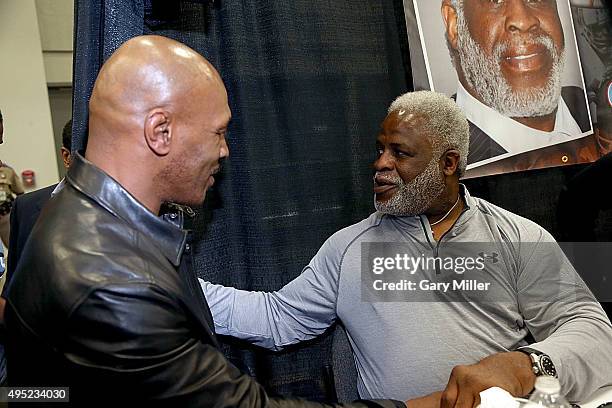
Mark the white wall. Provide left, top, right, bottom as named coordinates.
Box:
left=36, top=0, right=74, bottom=85
left=0, top=0, right=60, bottom=190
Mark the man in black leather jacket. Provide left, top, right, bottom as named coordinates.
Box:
left=4, top=36, right=405, bottom=407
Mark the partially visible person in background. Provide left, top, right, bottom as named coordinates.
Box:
left=5, top=119, right=72, bottom=289
left=0, top=119, right=71, bottom=386
left=0, top=108, right=25, bottom=386
left=0, top=110, right=25, bottom=248
left=0, top=109, right=5, bottom=277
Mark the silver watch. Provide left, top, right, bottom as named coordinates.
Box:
left=519, top=348, right=558, bottom=378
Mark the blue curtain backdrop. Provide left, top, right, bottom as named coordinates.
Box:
left=73, top=0, right=410, bottom=400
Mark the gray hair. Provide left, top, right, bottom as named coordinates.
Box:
left=445, top=0, right=463, bottom=70
left=388, top=90, right=469, bottom=177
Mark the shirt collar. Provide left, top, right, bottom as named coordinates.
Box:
left=453, top=183, right=476, bottom=228
left=66, top=152, right=188, bottom=266
left=455, top=82, right=582, bottom=159
left=51, top=178, right=65, bottom=197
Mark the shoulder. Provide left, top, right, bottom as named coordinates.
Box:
left=312, top=212, right=391, bottom=263
left=7, top=188, right=182, bottom=332
left=471, top=196, right=554, bottom=243
left=23, top=184, right=177, bottom=291
left=13, top=184, right=56, bottom=211
left=326, top=212, right=386, bottom=250
left=306, top=212, right=386, bottom=274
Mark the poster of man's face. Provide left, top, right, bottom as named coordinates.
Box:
left=404, top=0, right=604, bottom=178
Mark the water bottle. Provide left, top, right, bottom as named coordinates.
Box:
left=527, top=377, right=571, bottom=408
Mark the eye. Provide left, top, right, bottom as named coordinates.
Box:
left=394, top=149, right=411, bottom=158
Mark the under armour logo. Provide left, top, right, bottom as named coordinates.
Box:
left=478, top=252, right=499, bottom=263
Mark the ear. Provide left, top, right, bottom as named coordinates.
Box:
left=441, top=0, right=459, bottom=51
left=60, top=147, right=71, bottom=169
left=144, top=109, right=172, bottom=156
left=441, top=149, right=461, bottom=177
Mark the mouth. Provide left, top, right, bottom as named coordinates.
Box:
left=509, top=53, right=539, bottom=60
left=501, top=44, right=551, bottom=73
left=373, top=176, right=398, bottom=195
left=207, top=167, right=221, bottom=188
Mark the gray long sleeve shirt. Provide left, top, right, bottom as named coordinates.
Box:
left=201, top=187, right=612, bottom=401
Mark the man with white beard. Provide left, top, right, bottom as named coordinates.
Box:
left=440, top=0, right=596, bottom=175
left=201, top=91, right=612, bottom=407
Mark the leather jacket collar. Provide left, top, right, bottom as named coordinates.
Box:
left=66, top=152, right=188, bottom=266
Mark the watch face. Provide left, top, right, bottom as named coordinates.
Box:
left=541, top=356, right=557, bottom=377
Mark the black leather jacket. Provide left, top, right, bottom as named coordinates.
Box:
left=5, top=153, right=404, bottom=408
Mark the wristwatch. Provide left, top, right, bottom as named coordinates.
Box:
left=518, top=347, right=558, bottom=378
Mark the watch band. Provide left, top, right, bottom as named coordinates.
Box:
left=518, top=347, right=558, bottom=378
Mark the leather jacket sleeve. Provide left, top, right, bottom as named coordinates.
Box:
left=64, top=282, right=405, bottom=408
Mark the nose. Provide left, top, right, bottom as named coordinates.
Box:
left=505, top=0, right=540, bottom=34
left=373, top=150, right=394, bottom=173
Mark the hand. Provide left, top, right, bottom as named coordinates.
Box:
left=440, top=352, right=536, bottom=408
left=407, top=391, right=443, bottom=408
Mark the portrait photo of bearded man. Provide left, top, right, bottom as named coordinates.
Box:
left=404, top=0, right=600, bottom=177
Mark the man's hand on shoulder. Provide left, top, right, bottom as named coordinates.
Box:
left=440, top=352, right=536, bottom=408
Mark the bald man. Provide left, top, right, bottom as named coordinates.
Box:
left=4, top=36, right=404, bottom=407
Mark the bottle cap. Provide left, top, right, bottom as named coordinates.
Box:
left=534, top=377, right=561, bottom=394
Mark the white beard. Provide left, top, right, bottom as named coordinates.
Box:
left=455, top=6, right=565, bottom=118
left=374, top=157, right=445, bottom=216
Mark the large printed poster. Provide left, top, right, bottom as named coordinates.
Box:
left=403, top=0, right=612, bottom=178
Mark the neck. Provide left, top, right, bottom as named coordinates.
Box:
left=426, top=184, right=463, bottom=240
left=512, top=112, right=557, bottom=132
left=85, top=145, right=162, bottom=215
